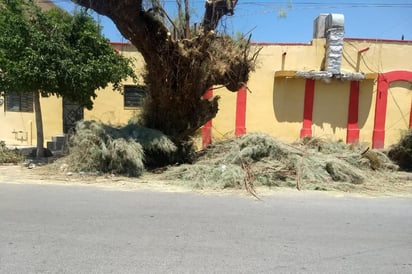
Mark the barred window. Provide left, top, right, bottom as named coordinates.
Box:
left=5, top=92, right=34, bottom=112
left=124, top=85, right=146, bottom=108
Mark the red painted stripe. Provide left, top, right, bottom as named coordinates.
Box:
left=372, top=74, right=389, bottom=149
left=110, top=42, right=131, bottom=46
left=345, top=38, right=412, bottom=44
left=347, top=81, right=360, bottom=143
left=373, top=70, right=412, bottom=149
left=380, top=70, right=412, bottom=83
left=253, top=41, right=312, bottom=46
left=300, top=79, right=315, bottom=138
left=235, top=85, right=247, bottom=137
left=202, top=88, right=213, bottom=148
left=410, top=102, right=412, bottom=129
left=111, top=39, right=412, bottom=47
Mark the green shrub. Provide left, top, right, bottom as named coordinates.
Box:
left=0, top=141, right=24, bottom=164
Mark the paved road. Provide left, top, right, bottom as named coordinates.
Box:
left=0, top=183, right=411, bottom=274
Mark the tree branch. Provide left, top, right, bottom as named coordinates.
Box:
left=202, top=0, right=238, bottom=31
left=73, top=0, right=170, bottom=59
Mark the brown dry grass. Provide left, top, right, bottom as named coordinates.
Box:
left=2, top=133, right=411, bottom=198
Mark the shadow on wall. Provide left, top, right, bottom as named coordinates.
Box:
left=273, top=78, right=307, bottom=123
left=391, top=80, right=412, bottom=91
left=273, top=78, right=374, bottom=133
left=385, top=80, right=412, bottom=130
left=358, top=80, right=375, bottom=128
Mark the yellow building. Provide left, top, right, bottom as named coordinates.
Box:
left=209, top=14, right=412, bottom=149
left=1, top=13, right=411, bottom=150
left=0, top=43, right=143, bottom=150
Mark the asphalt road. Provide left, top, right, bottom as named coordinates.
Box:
left=0, top=183, right=411, bottom=274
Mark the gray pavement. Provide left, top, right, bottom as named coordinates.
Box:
left=0, top=183, right=411, bottom=273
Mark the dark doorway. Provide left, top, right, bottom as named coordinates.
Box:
left=63, top=97, right=84, bottom=133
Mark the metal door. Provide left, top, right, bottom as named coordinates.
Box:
left=63, top=97, right=84, bottom=133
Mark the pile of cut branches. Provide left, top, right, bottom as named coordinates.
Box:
left=159, top=133, right=398, bottom=191
left=388, top=129, right=412, bottom=171
left=62, top=125, right=403, bottom=195
left=62, top=120, right=177, bottom=176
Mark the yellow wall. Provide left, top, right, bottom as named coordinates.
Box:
left=342, top=40, right=412, bottom=73
left=1, top=39, right=411, bottom=149
left=0, top=95, right=61, bottom=147
left=385, top=81, right=412, bottom=143
left=212, top=38, right=412, bottom=148
left=83, top=43, right=146, bottom=125
left=1, top=43, right=143, bottom=148
left=41, top=96, right=63, bottom=143
left=271, top=78, right=305, bottom=143
left=1, top=111, right=35, bottom=147
left=311, top=80, right=350, bottom=141
left=358, top=80, right=377, bottom=144
left=212, top=89, right=238, bottom=139
left=83, top=84, right=138, bottom=125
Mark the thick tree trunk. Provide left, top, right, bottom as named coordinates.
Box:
left=33, top=91, right=45, bottom=158
left=74, top=0, right=244, bottom=136
left=74, top=1, right=212, bottom=135
left=73, top=0, right=255, bottom=164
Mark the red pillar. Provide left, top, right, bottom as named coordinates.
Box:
left=372, top=71, right=412, bottom=148
left=346, top=81, right=360, bottom=143
left=235, top=84, right=247, bottom=137
left=202, top=87, right=213, bottom=148
left=372, top=74, right=389, bottom=149
left=300, top=79, right=315, bottom=138
left=410, top=101, right=412, bottom=129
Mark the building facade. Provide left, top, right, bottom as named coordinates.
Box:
left=209, top=14, right=412, bottom=149
left=1, top=14, right=411, bottom=150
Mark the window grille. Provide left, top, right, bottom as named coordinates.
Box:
left=5, top=92, right=34, bottom=112
left=124, top=85, right=146, bottom=108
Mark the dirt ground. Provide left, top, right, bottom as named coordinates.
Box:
left=1, top=163, right=412, bottom=198
left=0, top=164, right=189, bottom=193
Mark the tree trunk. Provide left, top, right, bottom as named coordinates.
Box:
left=202, top=0, right=238, bottom=31
left=33, top=91, right=45, bottom=158
left=73, top=0, right=256, bottom=163
left=184, top=0, right=190, bottom=38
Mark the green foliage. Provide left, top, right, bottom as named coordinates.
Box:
left=0, top=141, right=24, bottom=164
left=0, top=0, right=135, bottom=109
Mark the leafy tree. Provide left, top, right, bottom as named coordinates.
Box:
left=73, top=0, right=258, bottom=164
left=0, top=0, right=135, bottom=157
